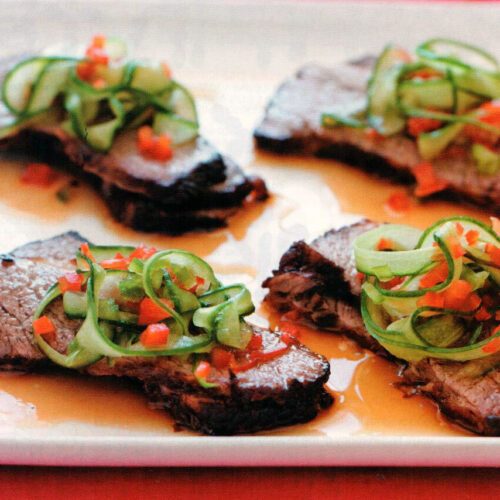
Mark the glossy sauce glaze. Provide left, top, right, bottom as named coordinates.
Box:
left=0, top=81, right=488, bottom=437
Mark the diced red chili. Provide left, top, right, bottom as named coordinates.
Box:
left=379, top=276, right=404, bottom=290
left=417, top=292, right=445, bottom=310
left=420, top=261, right=449, bottom=289
left=80, top=243, right=95, bottom=262
left=92, top=34, right=106, bottom=49
left=485, top=243, right=500, bottom=266
left=409, top=68, right=442, bottom=81
left=413, top=162, right=448, bottom=197
left=33, top=316, right=55, bottom=337
left=161, top=62, right=172, bottom=79
left=21, top=163, right=56, bottom=186
left=376, top=238, right=393, bottom=251
left=465, top=230, right=479, bottom=246
left=129, top=245, right=157, bottom=260
left=194, top=361, right=211, bottom=380
left=475, top=307, right=492, bottom=322
left=187, top=276, right=205, bottom=294
left=76, top=61, right=96, bottom=82
left=152, top=134, right=173, bottom=161
left=140, top=323, right=170, bottom=347
left=482, top=328, right=500, bottom=354
left=58, top=272, right=84, bottom=293
left=385, top=191, right=410, bottom=214
left=407, top=116, right=442, bottom=137
left=85, top=46, right=109, bottom=66
left=138, top=298, right=173, bottom=325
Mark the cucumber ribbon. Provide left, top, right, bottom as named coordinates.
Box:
left=33, top=246, right=254, bottom=369
left=0, top=39, right=199, bottom=152
left=354, top=216, right=500, bottom=362
left=321, top=38, right=500, bottom=160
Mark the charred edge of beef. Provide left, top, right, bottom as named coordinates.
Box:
left=263, top=223, right=500, bottom=435
left=101, top=184, right=236, bottom=234
left=0, top=233, right=332, bottom=434
left=144, top=374, right=333, bottom=436
left=2, top=129, right=268, bottom=235
left=8, top=129, right=258, bottom=209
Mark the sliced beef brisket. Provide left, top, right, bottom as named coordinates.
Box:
left=0, top=233, right=332, bottom=435
left=263, top=221, right=500, bottom=435
left=254, top=59, right=500, bottom=211
left=0, top=56, right=267, bottom=235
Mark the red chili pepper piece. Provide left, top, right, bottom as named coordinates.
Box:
left=407, top=116, right=442, bottom=137
left=385, top=191, right=410, bottom=214
left=485, top=243, right=500, bottom=266
left=136, top=126, right=173, bottom=161
left=21, top=163, right=56, bottom=186
left=58, top=272, right=84, bottom=294
left=194, top=361, right=211, bottom=380
left=129, top=245, right=157, bottom=260
left=76, top=61, right=96, bottom=82
left=463, top=102, right=500, bottom=147
left=138, top=298, right=173, bottom=325
left=140, top=323, right=170, bottom=347
left=188, top=276, right=206, bottom=294
left=161, top=62, right=172, bottom=79
left=85, top=46, right=109, bottom=66
left=100, top=258, right=131, bottom=270
left=80, top=243, right=95, bottom=262
left=475, top=307, right=492, bottom=322
left=465, top=230, right=479, bottom=246
left=33, top=316, right=56, bottom=339
left=92, top=34, right=106, bottom=49
left=376, top=238, right=393, bottom=251
left=356, top=272, right=366, bottom=283
left=417, top=292, right=445, bottom=310
left=420, top=261, right=449, bottom=289
left=379, top=276, right=404, bottom=290
left=482, top=328, right=500, bottom=354
left=413, top=162, right=448, bottom=197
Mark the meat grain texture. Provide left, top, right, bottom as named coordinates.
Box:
left=0, top=233, right=332, bottom=435
left=0, top=56, right=268, bottom=235
left=263, top=221, right=500, bottom=436
left=254, top=58, right=500, bottom=211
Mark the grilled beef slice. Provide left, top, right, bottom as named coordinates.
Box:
left=254, top=58, right=500, bottom=210
left=0, top=232, right=332, bottom=435
left=0, top=57, right=267, bottom=235
left=263, top=221, right=500, bottom=435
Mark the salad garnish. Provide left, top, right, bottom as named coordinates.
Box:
left=0, top=35, right=199, bottom=155
left=354, top=216, right=500, bottom=362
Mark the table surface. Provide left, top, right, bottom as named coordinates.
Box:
left=1, top=0, right=500, bottom=496
left=0, top=466, right=499, bottom=499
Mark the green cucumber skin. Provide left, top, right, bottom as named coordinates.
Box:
left=0, top=52, right=200, bottom=153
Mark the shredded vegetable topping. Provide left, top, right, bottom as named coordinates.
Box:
left=32, top=244, right=266, bottom=380
left=321, top=38, right=500, bottom=186
left=354, top=216, right=500, bottom=362
left=0, top=35, right=199, bottom=153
